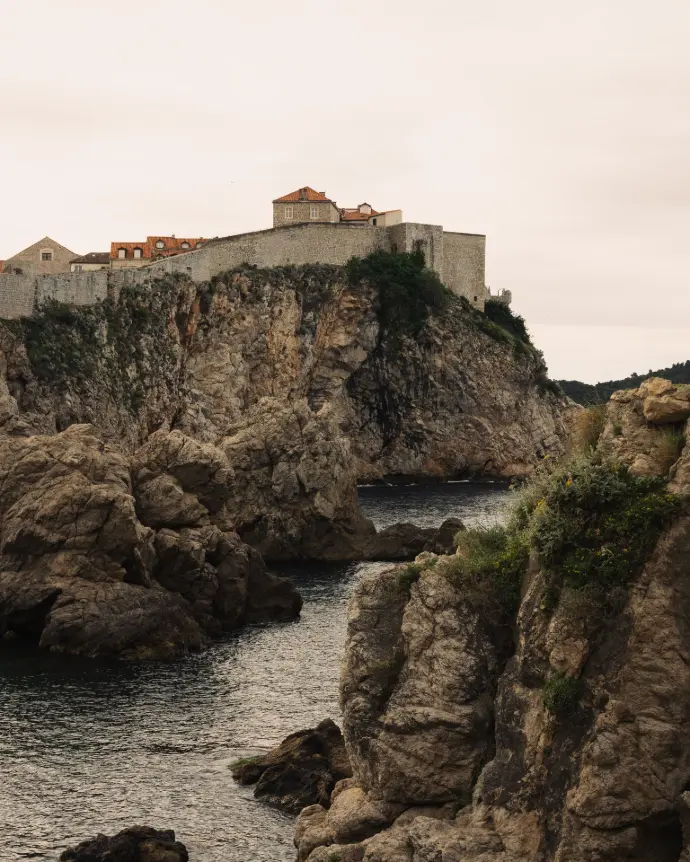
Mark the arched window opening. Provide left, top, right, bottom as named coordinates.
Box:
left=117, top=248, right=127, bottom=259
left=155, top=240, right=165, bottom=249
left=181, top=242, right=190, bottom=249
left=133, top=247, right=143, bottom=259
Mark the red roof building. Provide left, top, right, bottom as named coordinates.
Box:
left=272, top=188, right=402, bottom=228
left=110, top=236, right=206, bottom=267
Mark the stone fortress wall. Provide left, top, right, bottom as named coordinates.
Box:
left=0, top=221, right=503, bottom=320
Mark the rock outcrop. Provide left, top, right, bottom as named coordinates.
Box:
left=0, top=424, right=300, bottom=658
left=59, top=826, right=188, bottom=861
left=0, top=264, right=572, bottom=485
left=231, top=718, right=352, bottom=813
left=296, top=379, right=690, bottom=861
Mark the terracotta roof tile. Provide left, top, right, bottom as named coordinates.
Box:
left=273, top=186, right=332, bottom=203
left=341, top=209, right=381, bottom=221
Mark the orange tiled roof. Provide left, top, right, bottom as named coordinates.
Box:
left=110, top=237, right=206, bottom=260
left=341, top=209, right=381, bottom=221
left=273, top=187, right=332, bottom=203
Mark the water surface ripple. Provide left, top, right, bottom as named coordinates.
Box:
left=0, top=483, right=507, bottom=861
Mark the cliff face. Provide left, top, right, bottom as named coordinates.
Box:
left=295, top=379, right=690, bottom=862
left=0, top=264, right=571, bottom=482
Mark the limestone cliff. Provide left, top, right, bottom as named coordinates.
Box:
left=296, top=379, right=690, bottom=861
left=0, top=262, right=570, bottom=479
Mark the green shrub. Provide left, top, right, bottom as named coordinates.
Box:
left=397, top=562, right=422, bottom=595
left=530, top=455, right=681, bottom=607
left=543, top=673, right=580, bottom=716
left=441, top=525, right=529, bottom=618
left=346, top=251, right=450, bottom=340
left=574, top=404, right=607, bottom=452
left=483, top=299, right=531, bottom=344
left=17, top=280, right=183, bottom=414
left=658, top=427, right=686, bottom=472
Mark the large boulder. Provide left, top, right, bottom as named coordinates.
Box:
left=340, top=564, right=500, bottom=805
left=232, top=718, right=352, bottom=813
left=0, top=425, right=300, bottom=659
left=639, top=377, right=690, bottom=425
left=59, top=826, right=188, bottom=861
left=219, top=398, right=377, bottom=560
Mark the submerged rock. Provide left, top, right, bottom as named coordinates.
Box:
left=59, top=826, right=188, bottom=861
left=232, top=718, right=352, bottom=814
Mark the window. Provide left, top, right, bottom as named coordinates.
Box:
left=181, top=242, right=190, bottom=249
left=133, top=247, right=143, bottom=259
left=372, top=218, right=377, bottom=226
left=310, top=206, right=319, bottom=219
left=40, top=251, right=53, bottom=261
left=285, top=206, right=294, bottom=220
left=156, top=240, right=165, bottom=249
left=196, top=241, right=203, bottom=248
left=73, top=264, right=83, bottom=272
left=473, top=296, right=478, bottom=302
left=118, top=248, right=127, bottom=259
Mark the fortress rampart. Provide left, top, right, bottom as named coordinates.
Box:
left=0, top=222, right=495, bottom=319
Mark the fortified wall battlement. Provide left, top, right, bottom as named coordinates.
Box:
left=0, top=222, right=503, bottom=320
left=0, top=269, right=145, bottom=320
left=149, top=222, right=489, bottom=307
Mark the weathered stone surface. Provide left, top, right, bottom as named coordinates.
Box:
left=0, top=267, right=572, bottom=484
left=59, top=825, right=188, bottom=861
left=231, top=719, right=352, bottom=813
left=298, top=398, right=690, bottom=861
left=0, top=425, right=300, bottom=659
left=341, top=564, right=500, bottom=805
left=601, top=381, right=687, bottom=477
left=639, top=377, right=690, bottom=424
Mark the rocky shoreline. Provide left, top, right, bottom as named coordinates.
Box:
left=288, top=378, right=690, bottom=861
left=0, top=262, right=573, bottom=658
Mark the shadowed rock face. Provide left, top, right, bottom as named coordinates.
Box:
left=59, top=825, right=188, bottom=861
left=231, top=719, right=353, bottom=814
left=295, top=381, right=690, bottom=862
left=0, top=425, right=301, bottom=659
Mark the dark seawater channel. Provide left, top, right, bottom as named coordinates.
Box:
left=0, top=482, right=508, bottom=861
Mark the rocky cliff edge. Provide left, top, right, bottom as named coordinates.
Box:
left=296, top=378, right=690, bottom=861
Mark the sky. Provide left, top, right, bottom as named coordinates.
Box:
left=1, top=0, right=689, bottom=383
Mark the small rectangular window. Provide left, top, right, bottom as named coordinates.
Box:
left=73, top=265, right=82, bottom=272
left=41, top=251, right=52, bottom=261
left=310, top=206, right=319, bottom=219
left=285, top=206, right=294, bottom=219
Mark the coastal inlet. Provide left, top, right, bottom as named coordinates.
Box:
left=0, top=482, right=506, bottom=862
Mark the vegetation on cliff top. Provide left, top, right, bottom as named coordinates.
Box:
left=517, top=456, right=681, bottom=609
left=346, top=250, right=450, bottom=339
left=559, top=359, right=690, bottom=405
left=6, top=280, right=183, bottom=413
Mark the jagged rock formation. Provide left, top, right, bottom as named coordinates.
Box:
left=0, top=424, right=300, bottom=658
left=231, top=718, right=352, bottom=814
left=296, top=379, right=690, bottom=861
left=0, top=265, right=571, bottom=478
left=59, top=825, right=188, bottom=861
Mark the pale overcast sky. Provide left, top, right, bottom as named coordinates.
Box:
left=2, top=0, right=688, bottom=383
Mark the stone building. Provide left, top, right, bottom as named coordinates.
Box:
left=272, top=187, right=402, bottom=229
left=70, top=252, right=110, bottom=272
left=1, top=236, right=78, bottom=276
left=110, top=236, right=206, bottom=268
